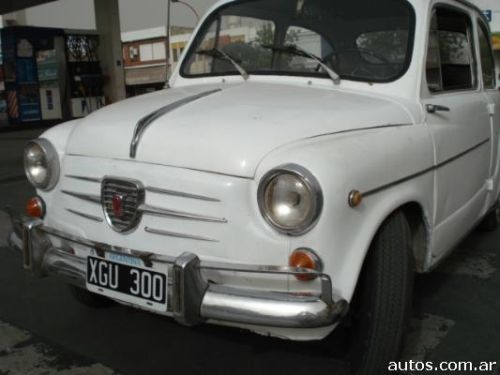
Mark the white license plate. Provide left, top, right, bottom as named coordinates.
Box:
left=86, top=252, right=168, bottom=312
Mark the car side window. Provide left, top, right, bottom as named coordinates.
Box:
left=426, top=8, right=477, bottom=93
left=477, top=20, right=496, bottom=89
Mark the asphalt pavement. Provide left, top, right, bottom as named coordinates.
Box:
left=0, top=129, right=499, bottom=375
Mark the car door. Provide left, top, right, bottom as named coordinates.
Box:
left=422, top=4, right=492, bottom=257
left=476, top=18, right=500, bottom=203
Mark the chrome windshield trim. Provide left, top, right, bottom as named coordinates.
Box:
left=146, top=186, right=220, bottom=202
left=66, top=209, right=103, bottom=223
left=65, top=175, right=102, bottom=183
left=145, top=227, right=219, bottom=242
left=61, top=190, right=101, bottom=204
left=138, top=204, right=227, bottom=223
left=129, top=88, right=222, bottom=158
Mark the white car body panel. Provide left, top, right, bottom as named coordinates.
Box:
left=31, top=0, right=500, bottom=340
left=66, top=82, right=413, bottom=178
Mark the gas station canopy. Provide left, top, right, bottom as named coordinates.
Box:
left=0, top=0, right=56, bottom=15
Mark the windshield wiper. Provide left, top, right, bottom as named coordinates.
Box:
left=196, top=48, right=249, bottom=81
left=261, top=44, right=341, bottom=85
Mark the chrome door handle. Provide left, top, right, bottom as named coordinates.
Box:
left=426, top=104, right=450, bottom=114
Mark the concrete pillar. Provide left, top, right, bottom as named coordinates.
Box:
left=94, top=0, right=126, bottom=104
left=3, top=10, right=27, bottom=26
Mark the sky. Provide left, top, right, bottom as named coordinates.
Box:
left=19, top=0, right=218, bottom=32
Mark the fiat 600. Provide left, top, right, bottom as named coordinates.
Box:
left=8, top=0, right=500, bottom=373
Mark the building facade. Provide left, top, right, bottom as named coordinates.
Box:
left=121, top=26, right=192, bottom=97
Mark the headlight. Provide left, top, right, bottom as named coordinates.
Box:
left=258, top=164, right=323, bottom=236
left=24, top=139, right=60, bottom=191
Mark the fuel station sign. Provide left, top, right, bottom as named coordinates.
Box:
left=474, top=0, right=500, bottom=49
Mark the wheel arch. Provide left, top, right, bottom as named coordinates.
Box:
left=399, top=201, right=431, bottom=273
left=349, top=200, right=431, bottom=303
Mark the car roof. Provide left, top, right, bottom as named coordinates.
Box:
left=209, top=0, right=490, bottom=27
left=446, top=0, right=491, bottom=27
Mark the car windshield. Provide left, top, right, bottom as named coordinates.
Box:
left=181, top=0, right=415, bottom=83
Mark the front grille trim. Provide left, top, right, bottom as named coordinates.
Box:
left=101, top=177, right=145, bottom=234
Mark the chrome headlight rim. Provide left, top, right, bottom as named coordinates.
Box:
left=24, top=138, right=60, bottom=191
left=258, top=164, right=323, bottom=236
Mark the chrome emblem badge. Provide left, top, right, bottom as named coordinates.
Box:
left=102, top=178, right=145, bottom=233
left=112, top=194, right=124, bottom=219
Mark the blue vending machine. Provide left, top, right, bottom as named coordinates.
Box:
left=1, top=26, right=64, bottom=125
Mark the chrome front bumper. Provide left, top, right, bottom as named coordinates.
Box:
left=8, top=216, right=348, bottom=329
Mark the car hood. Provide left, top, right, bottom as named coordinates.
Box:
left=66, top=82, right=412, bottom=178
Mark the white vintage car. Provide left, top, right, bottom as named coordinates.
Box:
left=7, top=0, right=500, bottom=373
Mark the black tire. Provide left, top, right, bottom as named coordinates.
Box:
left=478, top=206, right=500, bottom=232
left=68, top=285, right=114, bottom=308
left=348, top=211, right=414, bottom=375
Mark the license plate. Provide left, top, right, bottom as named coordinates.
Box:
left=86, top=254, right=168, bottom=312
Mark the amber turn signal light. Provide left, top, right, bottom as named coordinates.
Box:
left=25, top=197, right=45, bottom=218
left=348, top=190, right=363, bottom=208
left=289, top=248, right=322, bottom=282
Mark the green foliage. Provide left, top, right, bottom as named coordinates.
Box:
left=256, top=23, right=275, bottom=46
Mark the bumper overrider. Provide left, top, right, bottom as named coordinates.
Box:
left=7, top=215, right=348, bottom=329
